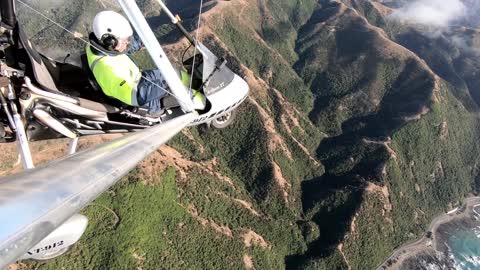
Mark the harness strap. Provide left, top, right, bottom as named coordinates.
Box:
left=90, top=55, right=106, bottom=71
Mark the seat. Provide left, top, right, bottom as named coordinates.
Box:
left=80, top=54, right=102, bottom=92
left=17, top=27, right=60, bottom=92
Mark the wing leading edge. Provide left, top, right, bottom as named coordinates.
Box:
left=0, top=112, right=197, bottom=268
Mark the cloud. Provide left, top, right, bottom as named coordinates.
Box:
left=390, top=0, right=466, bottom=27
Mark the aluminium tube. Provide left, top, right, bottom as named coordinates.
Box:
left=154, top=0, right=178, bottom=24
left=68, top=137, right=79, bottom=155
left=12, top=106, right=33, bottom=169
left=116, top=0, right=195, bottom=112
left=7, top=84, right=33, bottom=169
left=24, top=77, right=79, bottom=105
left=0, top=112, right=197, bottom=268
left=154, top=0, right=195, bottom=45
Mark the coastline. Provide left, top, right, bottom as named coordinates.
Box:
left=378, top=196, right=480, bottom=269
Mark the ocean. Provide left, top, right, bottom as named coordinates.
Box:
left=397, top=203, right=480, bottom=270
left=446, top=221, right=480, bottom=269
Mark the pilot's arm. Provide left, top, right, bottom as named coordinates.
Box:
left=127, top=32, right=144, bottom=54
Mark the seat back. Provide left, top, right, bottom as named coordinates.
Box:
left=80, top=54, right=102, bottom=92
left=17, top=27, right=59, bottom=92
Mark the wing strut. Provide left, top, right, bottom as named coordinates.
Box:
left=0, top=112, right=197, bottom=268
left=116, top=0, right=195, bottom=112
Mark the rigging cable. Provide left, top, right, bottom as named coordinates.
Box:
left=188, top=0, right=205, bottom=96
left=15, top=0, right=183, bottom=103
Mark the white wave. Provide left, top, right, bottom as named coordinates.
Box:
left=463, top=254, right=480, bottom=266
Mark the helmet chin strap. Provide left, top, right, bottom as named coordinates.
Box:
left=100, top=34, right=118, bottom=51
left=88, top=33, right=122, bottom=56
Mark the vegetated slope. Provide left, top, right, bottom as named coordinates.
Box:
left=290, top=0, right=480, bottom=269
left=203, top=0, right=480, bottom=268
left=8, top=0, right=480, bottom=269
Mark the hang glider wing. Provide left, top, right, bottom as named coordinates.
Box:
left=0, top=112, right=197, bottom=268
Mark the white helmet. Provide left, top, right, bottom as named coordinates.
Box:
left=93, top=11, right=133, bottom=42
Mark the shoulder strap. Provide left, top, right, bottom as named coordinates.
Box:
left=90, top=55, right=106, bottom=71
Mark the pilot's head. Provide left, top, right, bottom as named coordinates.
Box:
left=92, top=11, right=133, bottom=52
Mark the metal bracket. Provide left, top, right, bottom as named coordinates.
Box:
left=68, top=137, right=79, bottom=155
left=6, top=83, right=33, bottom=169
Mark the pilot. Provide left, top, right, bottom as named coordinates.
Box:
left=86, top=11, right=205, bottom=115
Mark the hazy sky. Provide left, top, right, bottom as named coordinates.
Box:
left=390, top=0, right=466, bottom=27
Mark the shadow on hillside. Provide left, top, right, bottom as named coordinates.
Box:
left=285, top=174, right=364, bottom=269
left=396, top=29, right=480, bottom=112
left=285, top=57, right=437, bottom=268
